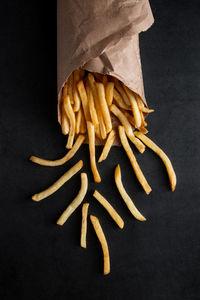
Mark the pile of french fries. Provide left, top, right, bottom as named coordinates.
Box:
left=30, top=69, right=177, bottom=275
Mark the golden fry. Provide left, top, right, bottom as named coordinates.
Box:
left=98, top=130, right=116, bottom=163
left=134, top=132, right=177, bottom=191
left=80, top=107, right=87, bottom=134
left=86, top=80, right=99, bottom=127
left=118, top=126, right=152, bottom=194
left=110, top=104, right=145, bottom=153
left=114, top=80, right=130, bottom=106
left=90, top=215, right=110, bottom=275
left=64, top=95, right=76, bottom=149
left=114, top=165, right=146, bottom=221
left=80, top=203, right=89, bottom=248
left=140, top=107, right=154, bottom=113
left=123, top=85, right=141, bottom=128
left=57, top=173, right=88, bottom=225
left=138, top=127, right=149, bottom=134
left=88, top=74, right=106, bottom=139
left=113, top=88, right=131, bottom=110
left=93, top=190, right=124, bottom=229
left=77, top=80, right=91, bottom=122
left=105, top=82, right=114, bottom=107
left=87, top=121, right=101, bottom=183
left=96, top=83, right=112, bottom=133
left=32, top=160, right=83, bottom=201
left=75, top=109, right=81, bottom=134
left=30, top=135, right=85, bottom=167
left=61, top=110, right=69, bottom=135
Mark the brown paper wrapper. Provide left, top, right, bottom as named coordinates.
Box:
left=57, top=0, right=154, bottom=145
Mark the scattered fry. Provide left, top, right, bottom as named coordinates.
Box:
left=30, top=135, right=85, bottom=167
left=98, top=130, right=116, bottom=163
left=87, top=121, right=101, bottom=183
left=32, top=160, right=83, bottom=201
left=118, top=126, right=152, bottom=194
left=80, top=203, right=89, bottom=248
left=90, top=215, right=110, bottom=275
left=114, top=165, right=146, bottom=221
left=93, top=190, right=124, bottom=229
left=57, top=173, right=88, bottom=225
left=134, top=132, right=177, bottom=191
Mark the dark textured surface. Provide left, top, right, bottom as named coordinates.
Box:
left=0, top=1, right=200, bottom=299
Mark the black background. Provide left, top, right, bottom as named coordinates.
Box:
left=0, top=1, right=200, bottom=299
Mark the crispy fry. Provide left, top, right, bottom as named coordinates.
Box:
left=87, top=121, right=101, bottom=183
left=105, top=82, right=114, bottom=107
left=80, top=203, right=89, bottom=248
left=73, top=69, right=81, bottom=112
left=123, top=111, right=135, bottom=127
left=114, top=80, right=130, bottom=106
left=63, top=81, right=68, bottom=98
left=118, top=126, right=152, bottom=194
left=98, top=130, right=116, bottom=163
left=90, top=215, right=110, bottom=275
left=64, top=95, right=76, bottom=149
left=30, top=135, right=85, bottom=167
left=88, top=74, right=106, bottom=139
left=134, top=132, right=177, bottom=191
left=32, top=160, right=83, bottom=201
left=61, top=110, right=69, bottom=135
left=140, top=110, right=146, bottom=128
left=113, top=88, right=131, bottom=110
left=114, top=165, right=146, bottom=221
left=93, top=190, right=124, bottom=229
left=140, top=107, right=154, bottom=113
left=96, top=83, right=112, bottom=134
left=110, top=104, right=145, bottom=153
left=123, top=85, right=141, bottom=128
left=135, top=94, right=144, bottom=110
left=138, top=127, right=149, bottom=134
left=75, top=109, right=81, bottom=134
left=57, top=173, right=88, bottom=225
left=86, top=80, right=99, bottom=127
left=80, top=107, right=87, bottom=134
left=77, top=80, right=91, bottom=122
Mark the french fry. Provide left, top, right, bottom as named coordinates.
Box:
left=75, top=109, right=81, bottom=134
left=114, top=165, right=146, bottom=221
left=113, top=88, right=131, bottom=110
left=93, top=190, right=124, bottom=229
left=80, top=203, right=89, bottom=248
left=123, top=110, right=135, bottom=127
left=140, top=107, right=154, bottom=113
left=138, top=127, right=149, bottom=134
left=88, top=74, right=106, bottom=139
left=98, top=130, right=116, bottom=163
left=73, top=69, right=81, bottom=112
left=96, top=83, right=112, bottom=134
left=134, top=132, right=177, bottom=191
left=90, top=215, right=110, bottom=275
left=110, top=104, right=145, bottom=153
left=87, top=121, right=101, bottom=183
left=64, top=95, right=76, bottom=149
left=140, top=110, right=147, bottom=128
left=30, top=135, right=85, bottom=167
left=118, top=126, right=152, bottom=194
left=61, top=110, right=69, bottom=135
left=80, top=107, right=87, bottom=134
left=105, top=82, right=114, bottom=107
left=77, top=80, right=91, bottom=122
left=114, top=80, right=130, bottom=106
left=86, top=80, right=99, bottom=127
left=57, top=173, right=88, bottom=225
left=32, top=160, right=83, bottom=201
left=123, top=85, right=141, bottom=128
